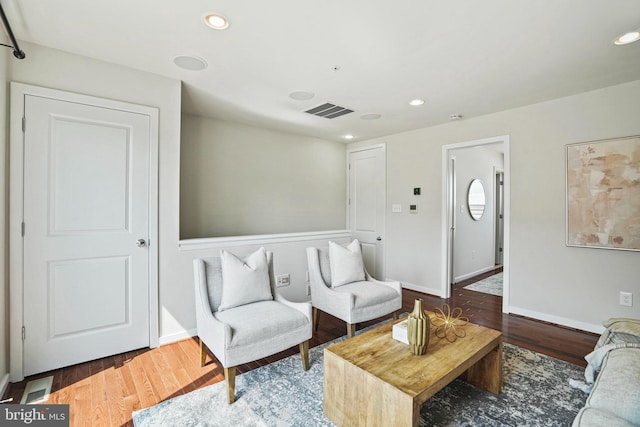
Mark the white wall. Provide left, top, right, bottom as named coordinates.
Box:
left=452, top=146, right=503, bottom=281
left=351, top=79, right=640, bottom=333
left=0, top=48, right=9, bottom=396
left=180, top=114, right=346, bottom=238
left=4, top=42, right=352, bottom=351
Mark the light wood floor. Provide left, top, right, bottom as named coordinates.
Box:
left=3, top=280, right=598, bottom=427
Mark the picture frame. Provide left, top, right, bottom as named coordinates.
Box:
left=566, top=135, right=640, bottom=251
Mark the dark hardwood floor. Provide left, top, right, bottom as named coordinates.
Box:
left=3, top=276, right=598, bottom=426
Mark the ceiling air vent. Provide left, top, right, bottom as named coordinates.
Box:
left=305, top=102, right=354, bottom=119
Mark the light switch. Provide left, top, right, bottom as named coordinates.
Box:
left=392, top=204, right=402, bottom=213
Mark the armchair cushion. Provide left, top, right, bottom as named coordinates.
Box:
left=332, top=281, right=401, bottom=308
left=219, top=247, right=272, bottom=311
left=329, top=239, right=365, bottom=287
left=214, top=300, right=309, bottom=348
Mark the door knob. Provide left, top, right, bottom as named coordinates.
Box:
left=136, top=239, right=147, bottom=247
left=376, top=236, right=382, bottom=241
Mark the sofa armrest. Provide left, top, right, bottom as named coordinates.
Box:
left=596, top=318, right=640, bottom=348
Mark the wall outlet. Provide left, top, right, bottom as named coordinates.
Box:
left=276, top=274, right=290, bottom=287
left=620, top=291, right=633, bottom=307
left=471, top=250, right=476, bottom=260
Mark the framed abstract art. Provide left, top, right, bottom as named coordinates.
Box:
left=566, top=135, right=640, bottom=251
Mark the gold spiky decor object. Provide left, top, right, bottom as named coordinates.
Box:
left=432, top=304, right=469, bottom=342
left=407, top=298, right=430, bottom=355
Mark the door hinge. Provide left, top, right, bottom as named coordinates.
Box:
left=21, top=222, right=25, bottom=237
left=348, top=163, right=351, bottom=170
left=21, top=326, right=25, bottom=341
left=22, top=116, right=26, bottom=132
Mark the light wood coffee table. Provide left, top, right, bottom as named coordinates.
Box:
left=323, top=315, right=503, bottom=427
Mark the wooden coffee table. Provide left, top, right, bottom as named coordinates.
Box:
left=323, top=315, right=503, bottom=427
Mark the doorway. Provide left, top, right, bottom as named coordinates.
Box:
left=441, top=135, right=510, bottom=313
left=10, top=83, right=159, bottom=381
left=495, top=170, right=504, bottom=266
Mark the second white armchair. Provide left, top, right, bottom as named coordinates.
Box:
left=306, top=240, right=402, bottom=337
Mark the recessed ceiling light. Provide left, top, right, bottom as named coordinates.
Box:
left=614, top=30, right=640, bottom=45
left=173, top=55, right=208, bottom=71
left=204, top=13, right=230, bottom=30
left=409, top=99, right=425, bottom=106
left=289, top=91, right=315, bottom=101
left=344, top=134, right=355, bottom=140
left=360, top=113, right=381, bottom=120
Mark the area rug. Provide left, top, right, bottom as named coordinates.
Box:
left=133, top=330, right=588, bottom=426
left=464, top=272, right=503, bottom=297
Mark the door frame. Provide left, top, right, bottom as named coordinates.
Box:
left=346, top=143, right=386, bottom=279
left=440, top=135, right=510, bottom=313
left=9, top=83, right=159, bottom=381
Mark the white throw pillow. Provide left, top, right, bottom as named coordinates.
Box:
left=218, top=247, right=273, bottom=311
left=329, top=239, right=365, bottom=288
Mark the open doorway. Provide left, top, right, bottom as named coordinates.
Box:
left=441, top=135, right=510, bottom=313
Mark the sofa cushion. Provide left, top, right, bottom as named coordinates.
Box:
left=572, top=407, right=638, bottom=427
left=585, top=347, right=640, bottom=424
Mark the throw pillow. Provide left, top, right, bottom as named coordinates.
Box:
left=329, top=239, right=365, bottom=287
left=218, top=247, right=273, bottom=311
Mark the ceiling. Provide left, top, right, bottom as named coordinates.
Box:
left=3, top=1, right=640, bottom=142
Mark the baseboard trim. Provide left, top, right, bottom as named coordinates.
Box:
left=158, top=328, right=197, bottom=346
left=454, top=265, right=497, bottom=283
left=399, top=281, right=443, bottom=298
left=0, top=372, right=10, bottom=401
left=509, top=306, right=604, bottom=335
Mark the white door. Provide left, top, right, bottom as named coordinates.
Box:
left=22, top=94, right=151, bottom=376
left=348, top=146, right=386, bottom=279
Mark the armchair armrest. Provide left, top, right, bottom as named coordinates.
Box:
left=274, top=292, right=312, bottom=323
left=364, top=270, right=402, bottom=295
left=193, top=259, right=232, bottom=357
left=306, top=247, right=354, bottom=312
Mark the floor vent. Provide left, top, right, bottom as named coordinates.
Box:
left=305, top=102, right=354, bottom=119
left=20, top=376, right=53, bottom=404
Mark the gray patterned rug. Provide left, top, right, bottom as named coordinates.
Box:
left=133, top=329, right=588, bottom=426
left=464, top=272, right=503, bottom=297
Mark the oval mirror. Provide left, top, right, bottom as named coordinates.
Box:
left=467, top=179, right=486, bottom=220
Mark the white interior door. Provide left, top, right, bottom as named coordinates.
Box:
left=21, top=94, right=151, bottom=376
left=348, top=146, right=386, bottom=279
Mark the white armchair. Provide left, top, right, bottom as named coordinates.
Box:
left=194, top=250, right=312, bottom=404
left=306, top=244, right=402, bottom=337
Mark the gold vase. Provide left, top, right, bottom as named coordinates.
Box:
left=407, top=298, right=430, bottom=355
